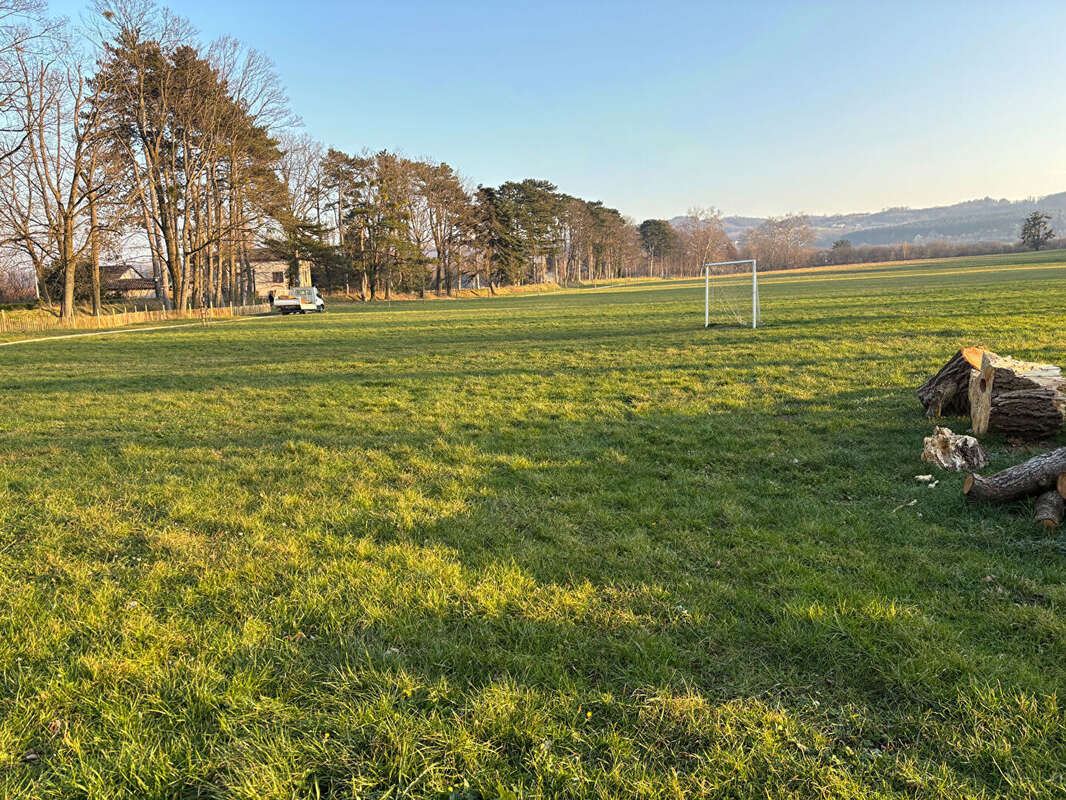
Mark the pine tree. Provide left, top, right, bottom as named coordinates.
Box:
left=1021, top=211, right=1054, bottom=251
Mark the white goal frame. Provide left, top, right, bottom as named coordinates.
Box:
left=704, top=259, right=760, bottom=329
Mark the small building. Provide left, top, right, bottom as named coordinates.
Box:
left=102, top=265, right=155, bottom=299
left=100, top=253, right=313, bottom=303
left=249, top=249, right=311, bottom=298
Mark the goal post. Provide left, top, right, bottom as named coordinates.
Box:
left=704, top=259, right=760, bottom=329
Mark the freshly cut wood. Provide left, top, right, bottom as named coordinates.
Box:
left=964, top=447, right=1066, bottom=503
left=969, top=351, right=1066, bottom=437
left=918, top=347, right=987, bottom=417
left=1059, top=473, right=1066, bottom=500
left=921, top=426, right=988, bottom=471
left=1034, top=490, right=1065, bottom=531
left=968, top=354, right=995, bottom=434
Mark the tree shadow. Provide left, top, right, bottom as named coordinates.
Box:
left=5, top=336, right=1065, bottom=794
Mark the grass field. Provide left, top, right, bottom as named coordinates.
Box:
left=2, top=250, right=1066, bottom=798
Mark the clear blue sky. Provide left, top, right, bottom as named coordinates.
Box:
left=54, top=0, right=1066, bottom=220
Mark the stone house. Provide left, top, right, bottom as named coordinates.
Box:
left=248, top=249, right=312, bottom=298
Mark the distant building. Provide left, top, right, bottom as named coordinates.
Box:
left=248, top=248, right=311, bottom=298
left=100, top=252, right=313, bottom=302
left=102, top=265, right=155, bottom=299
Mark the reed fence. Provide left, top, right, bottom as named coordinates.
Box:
left=0, top=303, right=270, bottom=336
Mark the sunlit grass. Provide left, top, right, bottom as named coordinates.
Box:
left=1, top=250, right=1065, bottom=798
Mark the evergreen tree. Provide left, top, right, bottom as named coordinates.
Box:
left=1021, top=211, right=1054, bottom=251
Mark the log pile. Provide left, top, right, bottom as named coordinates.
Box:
left=964, top=447, right=1066, bottom=531
left=919, top=348, right=1066, bottom=439
left=920, top=347, right=1066, bottom=531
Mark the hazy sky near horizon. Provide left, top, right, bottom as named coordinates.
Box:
left=52, top=0, right=1066, bottom=220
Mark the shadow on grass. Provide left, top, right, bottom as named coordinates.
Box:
left=3, top=358, right=1065, bottom=795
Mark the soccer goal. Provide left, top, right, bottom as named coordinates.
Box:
left=704, top=259, right=760, bottom=328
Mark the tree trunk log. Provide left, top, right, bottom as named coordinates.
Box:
left=918, top=347, right=987, bottom=417
left=986, top=389, right=1065, bottom=439
left=969, top=351, right=1065, bottom=438
left=1034, top=489, right=1065, bottom=531
left=964, top=447, right=1066, bottom=503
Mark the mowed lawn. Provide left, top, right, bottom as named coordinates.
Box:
left=2, top=251, right=1066, bottom=799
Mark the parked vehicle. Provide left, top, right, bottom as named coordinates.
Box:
left=272, top=287, right=325, bottom=314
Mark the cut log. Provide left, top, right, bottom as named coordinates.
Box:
left=921, top=426, right=988, bottom=471
left=1059, top=473, right=1066, bottom=500
left=964, top=447, right=1066, bottom=503
left=918, top=347, right=987, bottom=417
left=986, top=389, right=1065, bottom=439
left=969, top=350, right=1065, bottom=438
left=1034, top=490, right=1065, bottom=532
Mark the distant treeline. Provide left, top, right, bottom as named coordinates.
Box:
left=0, top=1, right=1058, bottom=313
left=803, top=237, right=1066, bottom=270
left=693, top=213, right=1063, bottom=274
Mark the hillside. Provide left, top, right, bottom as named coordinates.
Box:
left=676, top=192, right=1066, bottom=248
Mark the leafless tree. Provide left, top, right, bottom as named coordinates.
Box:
left=679, top=207, right=737, bottom=274
left=0, top=0, right=50, bottom=163
left=742, top=213, right=814, bottom=269
left=0, top=19, right=112, bottom=318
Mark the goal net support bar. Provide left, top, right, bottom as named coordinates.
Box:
left=704, top=259, right=760, bottom=329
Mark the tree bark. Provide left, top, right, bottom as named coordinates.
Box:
left=970, top=350, right=1065, bottom=437
left=89, top=190, right=101, bottom=316
left=964, top=447, right=1066, bottom=503
left=1034, top=490, right=1065, bottom=532
left=984, top=389, right=1065, bottom=439
left=968, top=355, right=994, bottom=434
left=918, top=347, right=986, bottom=417
left=60, top=218, right=76, bottom=320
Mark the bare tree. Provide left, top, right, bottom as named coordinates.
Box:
left=678, top=207, right=737, bottom=275
left=0, top=0, right=49, bottom=163
left=419, top=161, right=470, bottom=294
left=0, top=19, right=112, bottom=318
left=742, top=214, right=814, bottom=269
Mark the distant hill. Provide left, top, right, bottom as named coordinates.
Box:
left=672, top=192, right=1066, bottom=248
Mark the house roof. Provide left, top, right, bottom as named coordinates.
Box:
left=101, top=265, right=155, bottom=291
left=248, top=246, right=284, bottom=263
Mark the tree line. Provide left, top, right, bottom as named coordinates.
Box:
left=644, top=210, right=1062, bottom=274
left=0, top=0, right=716, bottom=315
left=1, top=1, right=1059, bottom=313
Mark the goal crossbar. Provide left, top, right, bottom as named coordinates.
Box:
left=704, top=259, right=760, bottom=329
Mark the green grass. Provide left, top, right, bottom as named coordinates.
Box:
left=2, top=250, right=1066, bottom=798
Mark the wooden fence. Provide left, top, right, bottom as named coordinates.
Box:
left=0, top=303, right=270, bottom=336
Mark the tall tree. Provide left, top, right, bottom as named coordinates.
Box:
left=676, top=207, right=736, bottom=275
left=1020, top=211, right=1054, bottom=251
left=93, top=1, right=290, bottom=308
left=419, top=161, right=469, bottom=294
left=473, top=185, right=523, bottom=288
left=0, top=18, right=111, bottom=318
left=638, top=219, right=678, bottom=277
left=499, top=179, right=559, bottom=283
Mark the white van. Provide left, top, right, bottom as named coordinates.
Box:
left=273, top=287, right=325, bottom=314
